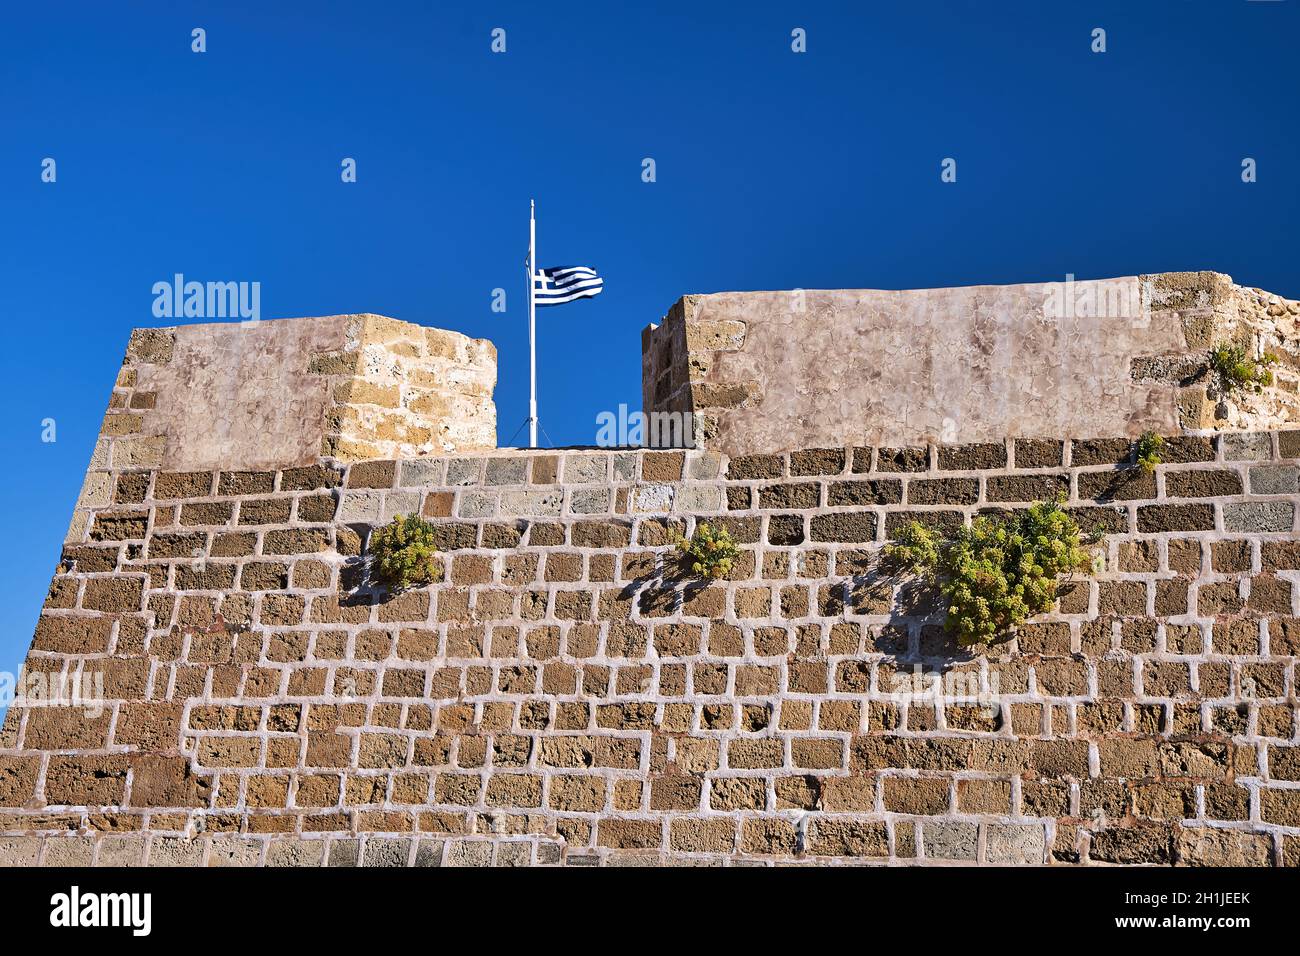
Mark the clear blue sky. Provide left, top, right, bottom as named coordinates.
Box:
left=1, top=0, right=1297, bottom=690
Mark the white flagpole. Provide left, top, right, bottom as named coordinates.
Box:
left=528, top=199, right=538, bottom=448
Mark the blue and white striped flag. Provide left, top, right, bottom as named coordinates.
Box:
left=533, top=266, right=604, bottom=307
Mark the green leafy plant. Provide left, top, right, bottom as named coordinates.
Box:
left=884, top=500, right=1095, bottom=647
left=1210, top=343, right=1276, bottom=393
left=367, top=514, right=441, bottom=591
left=675, top=522, right=740, bottom=580
left=1135, top=431, right=1165, bottom=473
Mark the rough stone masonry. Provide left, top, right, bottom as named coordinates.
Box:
left=2, top=272, right=1299, bottom=867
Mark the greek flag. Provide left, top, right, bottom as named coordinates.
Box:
left=533, top=266, right=604, bottom=307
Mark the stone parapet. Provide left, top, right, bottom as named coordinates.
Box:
left=68, top=314, right=496, bottom=542
left=644, top=272, right=1300, bottom=455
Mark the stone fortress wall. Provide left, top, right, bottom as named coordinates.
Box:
left=2, top=271, right=1298, bottom=867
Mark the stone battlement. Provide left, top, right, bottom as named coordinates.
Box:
left=643, top=272, right=1300, bottom=454
left=109, top=313, right=496, bottom=473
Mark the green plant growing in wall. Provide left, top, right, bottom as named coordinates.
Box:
left=367, top=514, right=441, bottom=591
left=1134, top=431, right=1165, bottom=473
left=1210, top=343, right=1276, bottom=393
left=675, top=522, right=740, bottom=580
left=884, top=500, right=1096, bottom=648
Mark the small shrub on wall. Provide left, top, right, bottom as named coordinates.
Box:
left=1135, top=431, right=1164, bottom=473
left=675, top=522, right=740, bottom=580
left=885, top=500, right=1096, bottom=647
left=367, top=514, right=441, bottom=591
left=1210, top=343, right=1276, bottom=393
